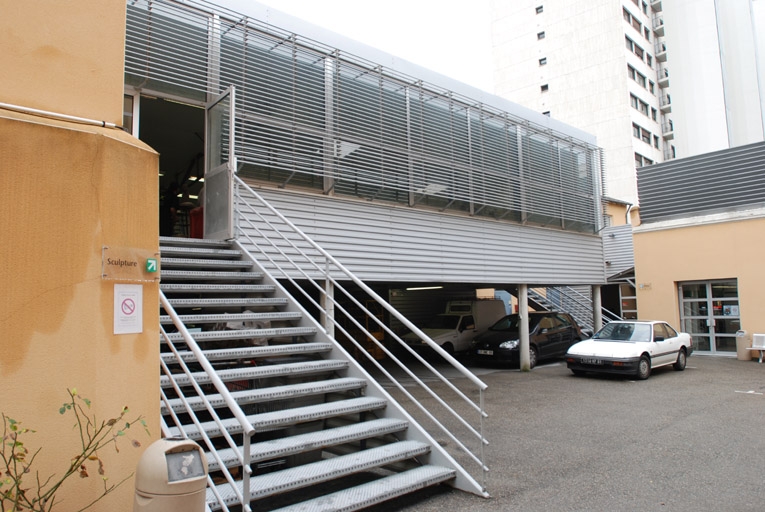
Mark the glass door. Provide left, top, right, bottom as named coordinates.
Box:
left=204, top=86, right=236, bottom=240
left=679, top=280, right=740, bottom=354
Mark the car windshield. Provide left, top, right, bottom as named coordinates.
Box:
left=424, top=315, right=460, bottom=330
left=593, top=322, right=652, bottom=342
left=489, top=314, right=540, bottom=332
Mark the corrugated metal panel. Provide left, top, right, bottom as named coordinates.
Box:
left=240, top=187, right=607, bottom=286
left=602, top=225, right=635, bottom=276
left=638, top=141, right=765, bottom=222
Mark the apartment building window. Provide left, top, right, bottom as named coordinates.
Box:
left=651, top=107, right=658, bottom=121
left=539, top=57, right=547, bottom=66
left=541, top=84, right=549, bottom=92
left=635, top=153, right=653, bottom=167
left=632, top=123, right=641, bottom=138
left=641, top=127, right=651, bottom=144
left=653, top=135, right=660, bottom=149
left=648, top=81, right=655, bottom=94
left=630, top=93, right=650, bottom=117
left=644, top=27, right=651, bottom=41
left=542, top=111, right=551, bottom=116
left=537, top=31, right=546, bottom=39
left=642, top=1, right=648, bottom=14
left=536, top=5, right=543, bottom=14
left=646, top=54, right=652, bottom=68
left=625, top=36, right=634, bottom=52
left=632, top=0, right=639, bottom=6
left=633, top=44, right=644, bottom=60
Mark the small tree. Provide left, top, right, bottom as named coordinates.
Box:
left=1, top=388, right=149, bottom=512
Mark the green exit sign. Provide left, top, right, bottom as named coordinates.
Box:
left=146, top=258, right=158, bottom=273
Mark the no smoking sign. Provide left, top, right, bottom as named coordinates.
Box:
left=114, top=284, right=143, bottom=334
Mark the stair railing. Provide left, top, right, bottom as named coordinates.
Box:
left=529, top=286, right=622, bottom=333
left=233, top=177, right=489, bottom=493
left=159, top=292, right=254, bottom=512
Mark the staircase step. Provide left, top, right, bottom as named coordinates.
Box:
left=161, top=342, right=332, bottom=364
left=161, top=270, right=264, bottom=281
left=207, top=418, right=408, bottom=472
left=162, top=376, right=366, bottom=415
left=160, top=311, right=303, bottom=325
left=165, top=297, right=288, bottom=309
left=160, top=283, right=275, bottom=294
left=163, top=327, right=316, bottom=344
left=168, top=396, right=388, bottom=440
left=161, top=360, right=349, bottom=388
left=271, top=465, right=457, bottom=512
left=160, top=236, right=233, bottom=248
left=160, top=246, right=243, bottom=259
left=161, top=257, right=253, bottom=269
left=207, top=441, right=431, bottom=510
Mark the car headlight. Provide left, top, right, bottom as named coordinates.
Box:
left=499, top=339, right=520, bottom=349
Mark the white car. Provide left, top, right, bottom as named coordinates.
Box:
left=565, top=320, right=693, bottom=380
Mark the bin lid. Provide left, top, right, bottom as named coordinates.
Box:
left=135, top=438, right=208, bottom=495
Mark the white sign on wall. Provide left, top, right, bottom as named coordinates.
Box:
left=114, top=284, right=143, bottom=335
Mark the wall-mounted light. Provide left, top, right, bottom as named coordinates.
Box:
left=405, top=286, right=444, bottom=291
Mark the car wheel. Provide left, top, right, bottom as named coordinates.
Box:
left=528, top=346, right=538, bottom=369
left=673, top=349, right=687, bottom=371
left=441, top=342, right=455, bottom=357
left=636, top=355, right=651, bottom=380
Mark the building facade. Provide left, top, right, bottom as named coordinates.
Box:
left=492, top=0, right=670, bottom=206
left=661, top=0, right=765, bottom=157
left=634, top=141, right=765, bottom=356
left=492, top=0, right=765, bottom=206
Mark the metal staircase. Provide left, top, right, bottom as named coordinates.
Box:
left=159, top=232, right=486, bottom=511
left=528, top=286, right=621, bottom=334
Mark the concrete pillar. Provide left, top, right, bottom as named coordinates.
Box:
left=592, top=284, right=603, bottom=334
left=519, top=284, right=530, bottom=371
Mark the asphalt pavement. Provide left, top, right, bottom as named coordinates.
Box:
left=369, top=354, right=765, bottom=512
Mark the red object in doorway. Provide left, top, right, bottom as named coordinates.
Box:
left=190, top=207, right=204, bottom=238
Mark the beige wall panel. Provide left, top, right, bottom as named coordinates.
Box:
left=634, top=218, right=765, bottom=336
left=0, top=112, right=159, bottom=511
left=0, top=0, right=126, bottom=124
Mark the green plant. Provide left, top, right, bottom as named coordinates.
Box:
left=1, top=388, right=149, bottom=512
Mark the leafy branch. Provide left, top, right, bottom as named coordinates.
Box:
left=1, top=388, right=149, bottom=512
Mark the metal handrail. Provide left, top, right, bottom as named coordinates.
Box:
left=233, top=176, right=489, bottom=484
left=159, top=292, right=255, bottom=512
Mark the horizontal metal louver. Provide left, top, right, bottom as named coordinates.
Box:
left=638, top=141, right=765, bottom=222
left=125, top=0, right=604, bottom=234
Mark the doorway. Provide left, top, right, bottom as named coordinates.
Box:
left=130, top=94, right=205, bottom=236
left=679, top=279, right=740, bottom=354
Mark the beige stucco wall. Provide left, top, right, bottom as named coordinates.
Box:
left=0, top=111, right=160, bottom=510
left=634, top=217, right=765, bottom=351
left=0, top=1, right=161, bottom=509
left=0, top=0, right=126, bottom=124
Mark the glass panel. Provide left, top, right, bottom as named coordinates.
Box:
left=715, top=336, right=736, bottom=352
left=711, top=281, right=738, bottom=298
left=683, top=318, right=708, bottom=334
left=693, top=335, right=711, bottom=351
left=621, top=298, right=637, bottom=311
left=715, top=317, right=741, bottom=335
left=623, top=311, right=638, bottom=320
left=682, top=284, right=707, bottom=299
left=682, top=300, right=708, bottom=316
left=619, top=283, right=635, bottom=296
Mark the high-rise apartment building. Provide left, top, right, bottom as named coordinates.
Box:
left=492, top=0, right=765, bottom=206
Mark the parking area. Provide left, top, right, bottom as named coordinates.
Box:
left=374, top=355, right=765, bottom=512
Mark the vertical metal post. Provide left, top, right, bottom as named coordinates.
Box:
left=592, top=284, right=603, bottom=333
left=519, top=284, right=530, bottom=371
left=322, top=260, right=335, bottom=337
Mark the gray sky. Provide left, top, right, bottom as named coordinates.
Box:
left=255, top=0, right=495, bottom=93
